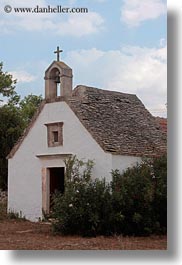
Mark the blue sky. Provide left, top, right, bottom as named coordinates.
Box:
left=0, top=0, right=167, bottom=117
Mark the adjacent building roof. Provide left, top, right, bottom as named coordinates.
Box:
left=7, top=85, right=167, bottom=159
left=155, top=117, right=167, bottom=134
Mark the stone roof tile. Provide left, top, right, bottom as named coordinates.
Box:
left=67, top=85, right=167, bottom=157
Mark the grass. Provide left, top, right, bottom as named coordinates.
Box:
left=0, top=200, right=26, bottom=221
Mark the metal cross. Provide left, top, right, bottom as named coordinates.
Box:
left=54, top=46, right=63, bottom=61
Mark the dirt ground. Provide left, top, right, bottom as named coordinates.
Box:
left=0, top=220, right=167, bottom=250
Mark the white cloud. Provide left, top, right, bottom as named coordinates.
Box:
left=56, top=13, right=104, bottom=37
left=66, top=43, right=167, bottom=117
left=0, top=0, right=104, bottom=36
left=10, top=71, right=37, bottom=83
left=67, top=48, right=104, bottom=65
left=121, top=0, right=166, bottom=27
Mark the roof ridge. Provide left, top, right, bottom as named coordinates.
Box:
left=73, top=85, right=137, bottom=98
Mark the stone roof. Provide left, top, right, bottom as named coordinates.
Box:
left=7, top=85, right=167, bottom=159
left=67, top=85, right=167, bottom=157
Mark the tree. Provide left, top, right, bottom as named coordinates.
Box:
left=0, top=105, right=23, bottom=190
left=0, top=95, right=43, bottom=190
left=19, top=94, right=43, bottom=126
left=0, top=62, right=43, bottom=189
left=0, top=62, right=16, bottom=97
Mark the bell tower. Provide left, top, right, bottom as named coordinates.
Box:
left=44, top=47, right=73, bottom=100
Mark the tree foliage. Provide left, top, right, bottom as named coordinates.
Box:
left=0, top=62, right=16, bottom=97
left=19, top=94, right=43, bottom=125
left=0, top=62, right=43, bottom=189
left=0, top=105, right=23, bottom=189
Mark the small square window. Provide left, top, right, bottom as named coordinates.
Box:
left=45, top=122, right=63, bottom=147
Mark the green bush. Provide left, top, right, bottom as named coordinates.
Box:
left=151, top=155, right=167, bottom=233
left=111, top=155, right=167, bottom=236
left=52, top=155, right=167, bottom=237
left=52, top=156, right=114, bottom=236
left=52, top=179, right=113, bottom=236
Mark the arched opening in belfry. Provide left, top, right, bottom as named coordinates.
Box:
left=45, top=60, right=72, bottom=100
left=49, top=67, right=61, bottom=97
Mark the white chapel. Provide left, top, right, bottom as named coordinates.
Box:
left=7, top=48, right=167, bottom=221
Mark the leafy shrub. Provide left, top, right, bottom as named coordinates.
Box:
left=151, top=155, right=167, bottom=234
left=52, top=179, right=113, bottom=236
left=52, top=156, right=114, bottom=236
left=111, top=155, right=167, bottom=236
left=52, top=155, right=167, bottom=237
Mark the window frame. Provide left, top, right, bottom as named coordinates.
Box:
left=45, top=122, right=63, bottom=147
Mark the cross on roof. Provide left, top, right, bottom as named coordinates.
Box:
left=54, top=46, right=63, bottom=61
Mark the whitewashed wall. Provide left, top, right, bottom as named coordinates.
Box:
left=112, top=155, right=141, bottom=174
left=8, top=101, right=112, bottom=221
